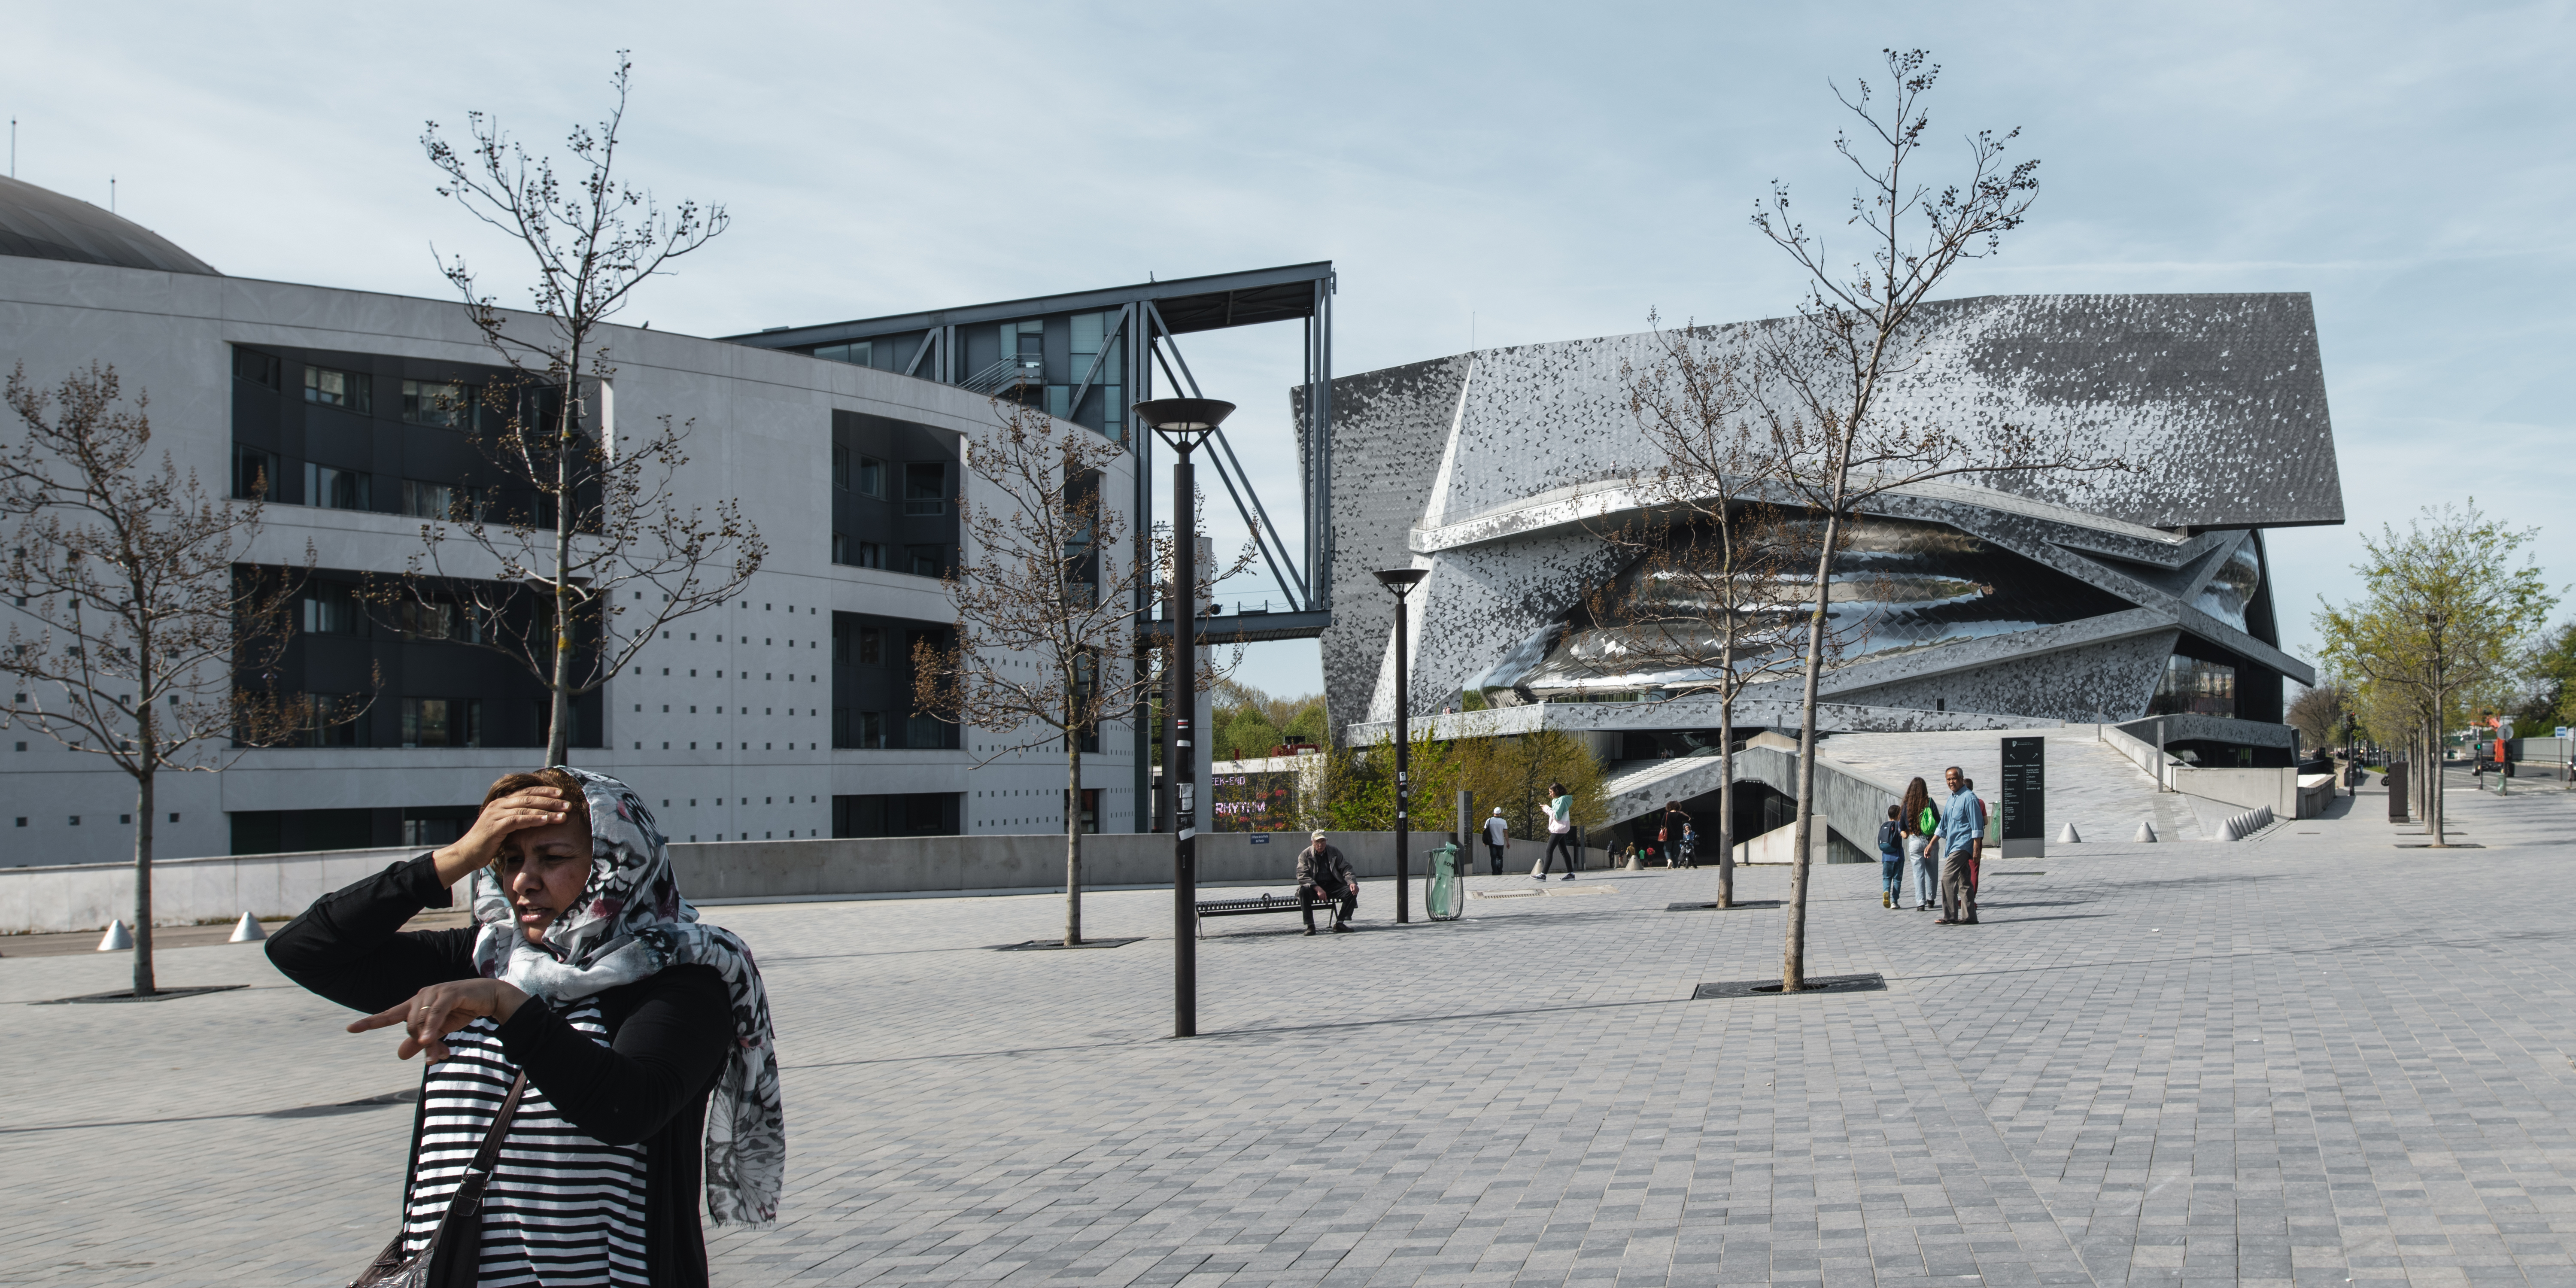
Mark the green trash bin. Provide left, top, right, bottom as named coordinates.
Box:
left=1425, top=840, right=1466, bottom=921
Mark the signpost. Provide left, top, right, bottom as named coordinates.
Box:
left=2000, top=736, right=2045, bottom=860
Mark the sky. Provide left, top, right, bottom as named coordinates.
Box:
left=9, top=0, right=2571, bottom=702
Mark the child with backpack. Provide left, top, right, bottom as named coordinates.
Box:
left=1877, top=804, right=1905, bottom=909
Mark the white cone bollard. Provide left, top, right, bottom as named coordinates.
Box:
left=228, top=912, right=267, bottom=943
left=2057, top=823, right=2082, bottom=844
left=2134, top=822, right=2157, bottom=843
left=97, top=919, right=133, bottom=951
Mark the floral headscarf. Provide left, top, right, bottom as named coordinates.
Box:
left=466, top=766, right=784, bottom=1226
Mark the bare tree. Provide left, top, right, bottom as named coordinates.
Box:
left=1749, top=50, right=2127, bottom=990
left=912, top=400, right=1245, bottom=946
left=1582, top=322, right=1829, bottom=906
left=0, top=365, right=352, bottom=996
left=412, top=52, right=758, bottom=765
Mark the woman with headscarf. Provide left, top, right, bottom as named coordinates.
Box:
left=268, top=767, right=782, bottom=1287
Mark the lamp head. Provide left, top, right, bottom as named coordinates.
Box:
left=1133, top=398, right=1235, bottom=450
left=1374, top=567, right=1429, bottom=598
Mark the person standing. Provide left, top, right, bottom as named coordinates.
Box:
left=1899, top=776, right=1937, bottom=911
left=1935, top=765, right=1981, bottom=925
left=1537, top=781, right=1579, bottom=880
left=1878, top=804, right=1905, bottom=908
left=1656, top=801, right=1694, bottom=867
left=1295, top=830, right=1359, bottom=934
left=1482, top=807, right=1511, bottom=876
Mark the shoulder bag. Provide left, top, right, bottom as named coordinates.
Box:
left=348, top=1070, right=529, bottom=1288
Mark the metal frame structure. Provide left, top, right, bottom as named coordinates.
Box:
left=726, top=261, right=1337, bottom=831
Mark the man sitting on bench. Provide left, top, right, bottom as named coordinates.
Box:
left=1296, top=831, right=1358, bottom=936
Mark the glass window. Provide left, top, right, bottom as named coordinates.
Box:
left=304, top=365, right=371, bottom=412
left=401, top=380, right=472, bottom=428
left=400, top=697, right=481, bottom=748
left=301, top=693, right=362, bottom=747
left=907, top=546, right=945, bottom=578
left=856, top=456, right=882, bottom=497
left=398, top=600, right=481, bottom=643
left=402, top=480, right=483, bottom=521
left=832, top=444, right=849, bottom=490
left=860, top=711, right=884, bottom=748
left=232, top=445, right=279, bottom=501
left=859, top=627, right=881, bottom=664
left=814, top=342, right=874, bottom=367
left=2194, top=539, right=2262, bottom=633
left=903, top=463, right=945, bottom=515
left=2147, top=654, right=2236, bottom=717
left=304, top=463, right=371, bottom=511
left=233, top=347, right=281, bottom=390
left=906, top=713, right=947, bottom=750
left=831, top=531, right=848, bottom=564
left=856, top=541, right=885, bottom=569
left=301, top=586, right=359, bottom=635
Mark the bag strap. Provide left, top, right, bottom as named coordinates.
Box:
left=466, top=1072, right=529, bottom=1176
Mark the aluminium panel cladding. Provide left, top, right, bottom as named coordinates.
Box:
left=0, top=253, right=1142, bottom=866
left=1320, top=292, right=2340, bottom=736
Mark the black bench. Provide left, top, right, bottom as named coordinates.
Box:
left=1194, top=890, right=1344, bottom=936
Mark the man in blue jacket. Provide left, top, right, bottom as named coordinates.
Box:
left=1935, top=764, right=1982, bottom=925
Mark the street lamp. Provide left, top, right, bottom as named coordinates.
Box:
left=1135, top=397, right=1233, bottom=1039
left=1374, top=566, right=1428, bottom=924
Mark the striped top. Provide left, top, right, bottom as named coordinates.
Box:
left=402, top=998, right=650, bottom=1286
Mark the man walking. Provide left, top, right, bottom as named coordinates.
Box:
left=1482, top=807, right=1511, bottom=876
left=1296, top=830, right=1359, bottom=934
left=1935, top=765, right=1981, bottom=925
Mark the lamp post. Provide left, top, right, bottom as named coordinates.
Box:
left=1374, top=567, right=1428, bottom=923
left=1135, top=397, right=1232, bottom=1039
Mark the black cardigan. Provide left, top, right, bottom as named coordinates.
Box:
left=268, top=855, right=732, bottom=1288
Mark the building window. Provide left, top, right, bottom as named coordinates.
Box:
left=400, top=380, right=473, bottom=428
left=831, top=444, right=849, bottom=490
left=304, top=463, right=371, bottom=511
left=907, top=546, right=945, bottom=578
left=856, top=455, right=882, bottom=497
left=304, top=365, right=372, bottom=413
left=402, top=479, right=485, bottom=521
left=233, top=445, right=279, bottom=501
left=398, top=600, right=480, bottom=643
left=301, top=585, right=360, bottom=635
left=859, top=627, right=881, bottom=664
left=2148, top=654, right=2236, bottom=717
left=400, top=697, right=482, bottom=748
left=903, top=462, right=945, bottom=515
left=299, top=693, right=363, bottom=747
left=234, top=346, right=282, bottom=390
left=814, top=341, right=874, bottom=367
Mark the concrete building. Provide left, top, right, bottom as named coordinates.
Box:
left=1318, top=295, right=2343, bottom=855
left=0, top=175, right=1145, bottom=866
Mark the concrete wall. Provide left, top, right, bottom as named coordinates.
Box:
left=0, top=830, right=1571, bottom=934
left=2099, top=720, right=2300, bottom=817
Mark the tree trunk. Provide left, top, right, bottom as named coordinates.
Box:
left=1716, top=693, right=1735, bottom=908
left=546, top=364, right=580, bottom=767
left=1065, top=735, right=1084, bottom=946
left=1780, top=506, right=1845, bottom=993
left=131, top=766, right=156, bottom=996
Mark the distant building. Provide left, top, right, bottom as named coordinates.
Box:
left=1320, top=295, right=2342, bottom=854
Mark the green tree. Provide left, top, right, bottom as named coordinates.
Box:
left=2316, top=501, right=2555, bottom=844
left=1284, top=702, right=1327, bottom=746
left=2512, top=621, right=2576, bottom=732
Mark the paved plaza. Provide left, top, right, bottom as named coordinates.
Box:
left=6, top=772, right=2576, bottom=1287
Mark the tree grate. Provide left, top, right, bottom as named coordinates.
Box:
left=1694, top=973, right=1887, bottom=999
left=1665, top=900, right=1783, bottom=911
left=33, top=984, right=250, bottom=1005
left=988, top=936, right=1146, bottom=952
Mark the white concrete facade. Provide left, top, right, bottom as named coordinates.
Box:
left=0, top=255, right=1142, bottom=866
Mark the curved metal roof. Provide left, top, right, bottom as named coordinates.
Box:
left=0, top=175, right=218, bottom=276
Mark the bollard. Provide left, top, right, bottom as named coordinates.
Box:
left=2057, top=823, right=2082, bottom=844
left=97, top=919, right=133, bottom=951
left=2134, top=822, right=2157, bottom=843
left=228, top=912, right=267, bottom=943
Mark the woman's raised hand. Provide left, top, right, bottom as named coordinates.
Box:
left=349, top=978, right=531, bottom=1063
left=431, top=787, right=576, bottom=885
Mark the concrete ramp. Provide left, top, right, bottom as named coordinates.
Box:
left=1813, top=726, right=2211, bottom=842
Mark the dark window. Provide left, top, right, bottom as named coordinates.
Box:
left=304, top=463, right=371, bottom=511
left=903, top=462, right=944, bottom=515
left=400, top=697, right=482, bottom=747
left=832, top=792, right=959, bottom=838
left=301, top=585, right=359, bottom=635
left=2148, top=655, right=2236, bottom=717
left=907, top=546, right=945, bottom=578
left=303, top=365, right=371, bottom=413
left=832, top=444, right=850, bottom=490
left=398, top=600, right=480, bottom=643
left=233, top=445, right=279, bottom=501
left=859, top=627, right=881, bottom=664
left=856, top=456, right=882, bottom=497
left=233, top=347, right=281, bottom=389
left=400, top=380, right=473, bottom=428
left=402, top=480, right=485, bottom=521
left=400, top=806, right=476, bottom=847
left=299, top=693, right=364, bottom=747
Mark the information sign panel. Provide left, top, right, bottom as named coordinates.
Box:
left=2000, top=736, right=2045, bottom=859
